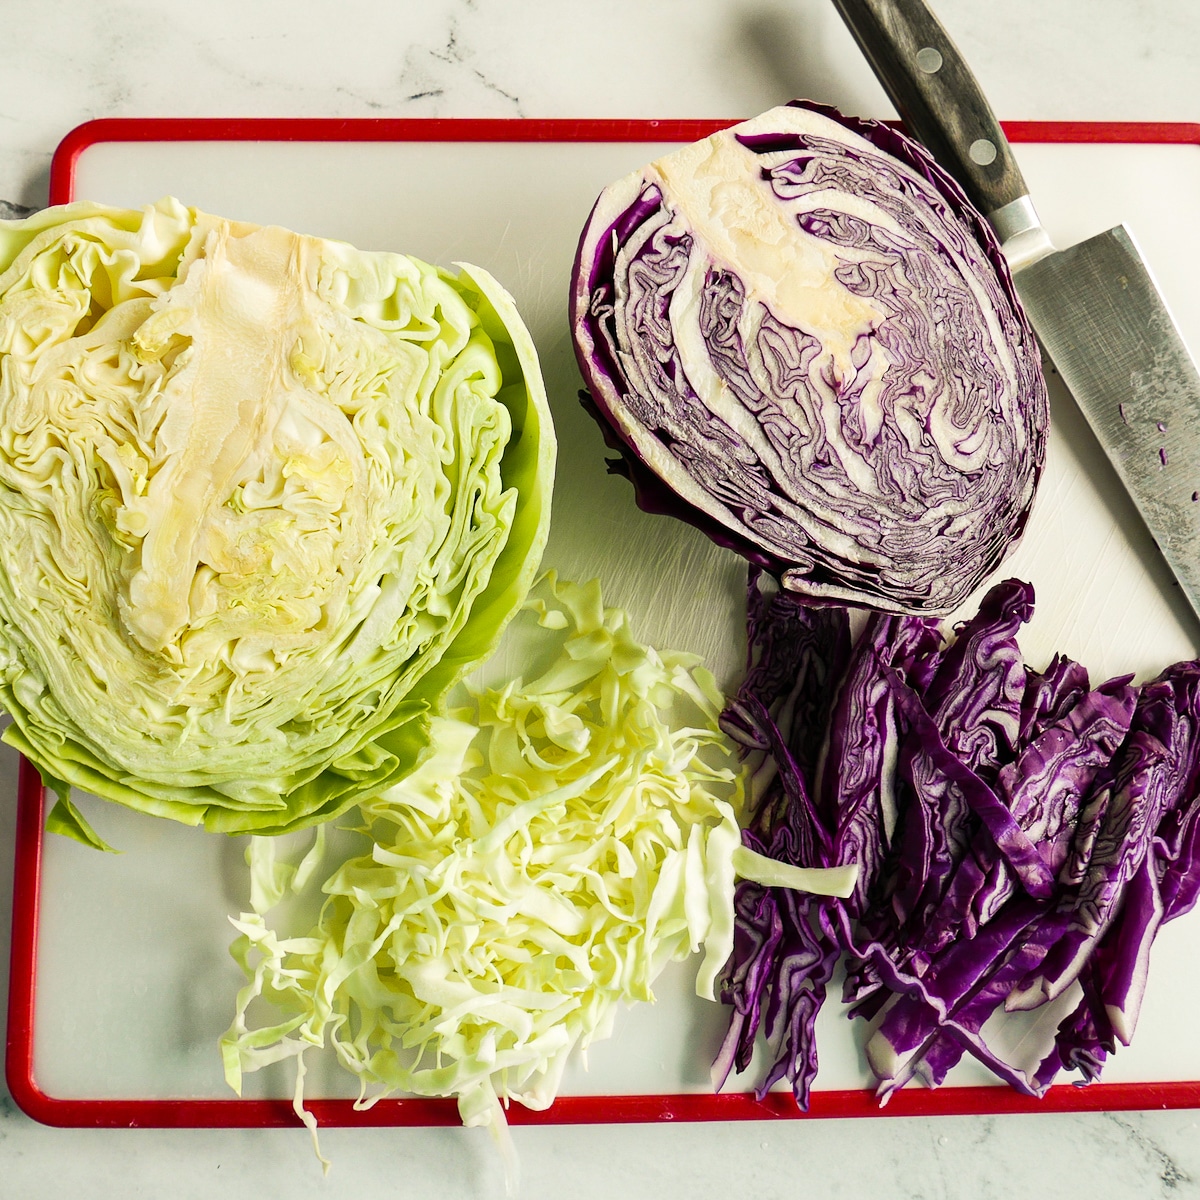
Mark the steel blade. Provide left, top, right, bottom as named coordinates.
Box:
left=1013, top=223, right=1200, bottom=621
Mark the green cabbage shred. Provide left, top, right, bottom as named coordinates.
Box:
left=222, top=575, right=744, bottom=1132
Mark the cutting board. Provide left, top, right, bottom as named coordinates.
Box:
left=8, top=117, right=1200, bottom=1128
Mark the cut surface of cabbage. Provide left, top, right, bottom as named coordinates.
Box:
left=570, top=101, right=1047, bottom=616
left=0, top=198, right=554, bottom=834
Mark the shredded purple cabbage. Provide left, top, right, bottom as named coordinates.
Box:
left=714, top=567, right=1200, bottom=1107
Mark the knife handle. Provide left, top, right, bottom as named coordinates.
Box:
left=829, top=0, right=1028, bottom=220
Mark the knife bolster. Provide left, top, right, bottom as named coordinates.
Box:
left=989, top=196, right=1056, bottom=270
left=989, top=195, right=1040, bottom=241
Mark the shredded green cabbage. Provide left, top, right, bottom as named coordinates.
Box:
left=221, top=575, right=745, bottom=1159
left=221, top=575, right=859, bottom=1182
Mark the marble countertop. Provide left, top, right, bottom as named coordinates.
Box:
left=2, top=1, right=1200, bottom=1197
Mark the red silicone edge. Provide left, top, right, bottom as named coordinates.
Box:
left=44, top=116, right=1200, bottom=207
left=13, top=115, right=1200, bottom=1131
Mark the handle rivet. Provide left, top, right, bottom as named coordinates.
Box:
left=915, top=46, right=943, bottom=73
left=969, top=138, right=998, bottom=165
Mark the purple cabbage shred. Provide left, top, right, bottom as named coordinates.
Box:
left=714, top=567, right=1200, bottom=1108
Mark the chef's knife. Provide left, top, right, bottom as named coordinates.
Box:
left=830, top=0, right=1200, bottom=623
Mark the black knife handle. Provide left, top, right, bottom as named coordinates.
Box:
left=830, top=0, right=1029, bottom=218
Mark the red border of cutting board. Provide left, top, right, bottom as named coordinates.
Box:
left=8, top=115, right=1200, bottom=1130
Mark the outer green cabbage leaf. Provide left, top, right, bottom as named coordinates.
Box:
left=0, top=198, right=554, bottom=834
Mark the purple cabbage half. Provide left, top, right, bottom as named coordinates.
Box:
left=714, top=568, right=1200, bottom=1107
left=570, top=101, right=1048, bottom=616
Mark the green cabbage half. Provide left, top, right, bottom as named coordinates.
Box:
left=0, top=198, right=555, bottom=835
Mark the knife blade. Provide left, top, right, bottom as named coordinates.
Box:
left=830, top=0, right=1200, bottom=622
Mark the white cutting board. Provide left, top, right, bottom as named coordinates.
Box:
left=26, top=128, right=1200, bottom=1105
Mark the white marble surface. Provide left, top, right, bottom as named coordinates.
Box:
left=2, top=1, right=1200, bottom=1196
